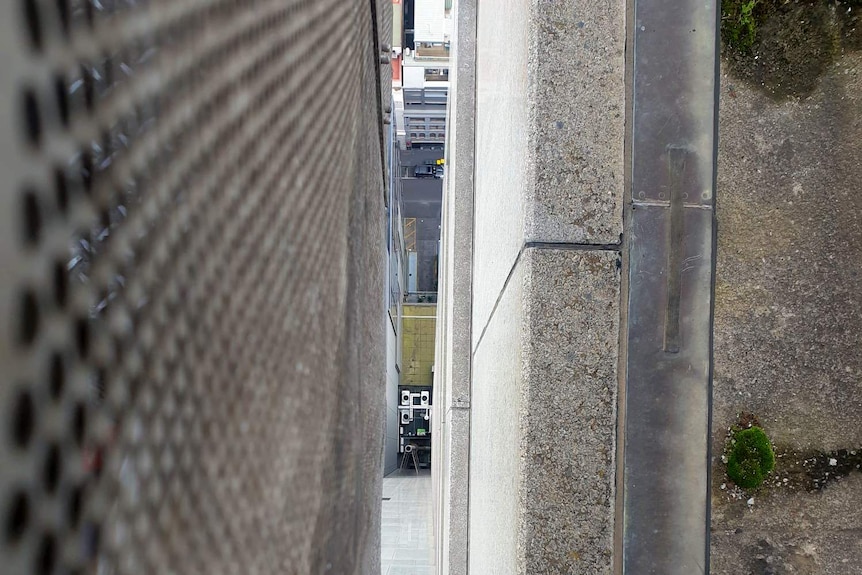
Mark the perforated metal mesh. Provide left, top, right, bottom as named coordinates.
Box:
left=0, top=0, right=388, bottom=573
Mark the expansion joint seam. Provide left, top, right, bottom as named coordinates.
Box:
left=471, top=238, right=623, bottom=357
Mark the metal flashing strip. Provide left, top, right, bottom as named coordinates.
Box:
left=622, top=0, right=719, bottom=572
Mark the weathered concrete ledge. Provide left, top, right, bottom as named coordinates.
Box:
left=437, top=0, right=625, bottom=573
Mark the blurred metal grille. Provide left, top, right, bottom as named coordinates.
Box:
left=0, top=0, right=387, bottom=573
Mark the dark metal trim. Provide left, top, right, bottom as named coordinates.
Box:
left=621, top=0, right=720, bottom=571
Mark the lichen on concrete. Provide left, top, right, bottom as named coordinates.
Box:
left=712, top=48, right=862, bottom=574
left=721, top=0, right=861, bottom=99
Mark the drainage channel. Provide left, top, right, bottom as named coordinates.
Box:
left=621, top=0, right=719, bottom=573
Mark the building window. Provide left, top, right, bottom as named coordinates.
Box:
left=424, top=68, right=449, bottom=82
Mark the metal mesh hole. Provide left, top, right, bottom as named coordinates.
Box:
left=81, top=63, right=94, bottom=113
left=21, top=0, right=42, bottom=51
left=71, top=403, right=86, bottom=446
left=92, top=368, right=106, bottom=401
left=53, top=260, right=68, bottom=307
left=19, top=290, right=40, bottom=346
left=22, top=189, right=42, bottom=246
left=79, top=148, right=93, bottom=193
left=49, top=353, right=65, bottom=399
left=56, top=0, right=70, bottom=36
left=23, top=89, right=42, bottom=147
left=81, top=0, right=94, bottom=29
left=11, top=389, right=35, bottom=448
left=66, top=484, right=83, bottom=527
left=53, top=166, right=69, bottom=213
left=74, top=317, right=90, bottom=358
left=43, top=444, right=61, bottom=494
left=84, top=523, right=100, bottom=561
left=54, top=73, right=70, bottom=126
left=35, top=533, right=57, bottom=574
left=4, top=490, right=29, bottom=542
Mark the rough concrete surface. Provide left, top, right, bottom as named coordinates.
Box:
left=529, top=0, right=625, bottom=245
left=439, top=406, right=470, bottom=575
left=468, top=247, right=621, bottom=575
left=712, top=51, right=862, bottom=573
left=712, top=474, right=862, bottom=574
left=521, top=248, right=619, bottom=574
left=472, top=0, right=625, bottom=340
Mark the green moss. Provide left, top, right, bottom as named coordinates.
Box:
left=726, top=426, right=775, bottom=489
left=721, top=0, right=859, bottom=99
left=722, top=0, right=762, bottom=53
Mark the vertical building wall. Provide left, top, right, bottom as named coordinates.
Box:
left=0, top=1, right=389, bottom=574
left=393, top=0, right=404, bottom=50
left=401, top=304, right=437, bottom=385
left=384, top=119, right=405, bottom=477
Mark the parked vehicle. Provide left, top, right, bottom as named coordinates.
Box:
left=414, top=165, right=437, bottom=178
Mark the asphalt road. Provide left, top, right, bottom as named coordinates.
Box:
left=400, top=149, right=445, bottom=168
left=400, top=168, right=442, bottom=293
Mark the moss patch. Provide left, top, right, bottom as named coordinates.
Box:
left=727, top=426, right=776, bottom=489
left=722, top=0, right=764, bottom=53
left=718, top=414, right=862, bottom=497
left=722, top=0, right=861, bottom=99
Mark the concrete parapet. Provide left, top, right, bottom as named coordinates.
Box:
left=435, top=0, right=625, bottom=573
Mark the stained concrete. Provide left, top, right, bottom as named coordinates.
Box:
left=529, top=0, right=625, bottom=245
left=521, top=248, right=620, bottom=574
left=712, top=52, right=862, bottom=573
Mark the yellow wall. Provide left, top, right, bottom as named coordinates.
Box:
left=401, top=304, right=436, bottom=386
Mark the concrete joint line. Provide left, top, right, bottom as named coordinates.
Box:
left=525, top=240, right=622, bottom=252
left=472, top=240, right=621, bottom=358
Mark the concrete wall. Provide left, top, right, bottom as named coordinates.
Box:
left=432, top=0, right=476, bottom=571
left=435, top=0, right=625, bottom=572
left=0, top=1, right=389, bottom=573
